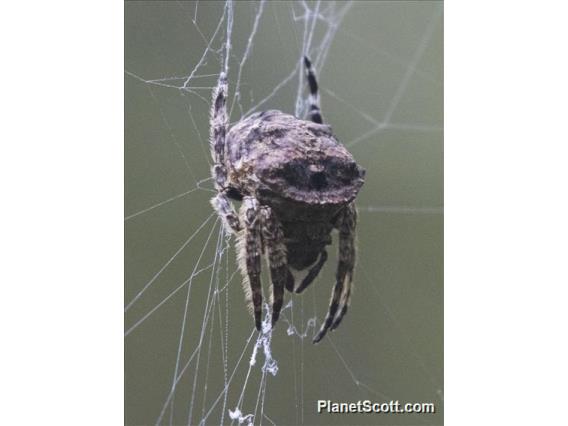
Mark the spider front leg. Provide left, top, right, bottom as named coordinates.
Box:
left=237, top=197, right=263, bottom=331
left=313, top=203, right=357, bottom=344
left=209, top=72, right=241, bottom=234
left=260, top=206, right=294, bottom=327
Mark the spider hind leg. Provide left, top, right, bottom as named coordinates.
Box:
left=261, top=206, right=293, bottom=327
left=237, top=197, right=263, bottom=331
left=295, top=250, right=328, bottom=294
left=303, top=56, right=323, bottom=124
left=313, top=204, right=357, bottom=343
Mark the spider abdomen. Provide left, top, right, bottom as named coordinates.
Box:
left=226, top=110, right=365, bottom=206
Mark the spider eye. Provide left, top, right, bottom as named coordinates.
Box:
left=310, top=171, right=327, bottom=190
left=329, top=162, right=350, bottom=182
left=279, top=163, right=306, bottom=187
left=278, top=163, right=328, bottom=190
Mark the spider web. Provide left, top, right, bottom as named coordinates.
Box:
left=125, top=1, right=443, bottom=425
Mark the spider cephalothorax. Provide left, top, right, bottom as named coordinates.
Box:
left=209, top=57, right=365, bottom=343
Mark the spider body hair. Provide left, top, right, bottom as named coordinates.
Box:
left=209, top=57, right=365, bottom=342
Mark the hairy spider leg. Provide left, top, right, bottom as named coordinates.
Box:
left=237, top=197, right=263, bottom=331
left=294, top=250, right=328, bottom=294
left=313, top=203, right=357, bottom=343
left=330, top=286, right=351, bottom=331
left=210, top=72, right=241, bottom=233
left=328, top=204, right=357, bottom=333
left=303, top=56, right=323, bottom=124
left=260, top=206, right=294, bottom=327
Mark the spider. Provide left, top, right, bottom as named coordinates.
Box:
left=209, top=57, right=365, bottom=343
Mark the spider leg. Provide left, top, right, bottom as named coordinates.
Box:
left=260, top=206, right=294, bottom=327
left=294, top=250, right=328, bottom=294
left=237, top=197, right=263, bottom=331
left=330, top=286, right=351, bottom=331
left=303, top=56, right=323, bottom=124
left=209, top=72, right=241, bottom=234
left=285, top=274, right=295, bottom=292
left=313, top=203, right=357, bottom=344
left=211, top=194, right=241, bottom=233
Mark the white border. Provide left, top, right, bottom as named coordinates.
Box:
left=2, top=0, right=568, bottom=424
left=446, top=1, right=568, bottom=424
left=1, top=1, right=123, bottom=424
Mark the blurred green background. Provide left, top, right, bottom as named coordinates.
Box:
left=125, top=1, right=443, bottom=425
